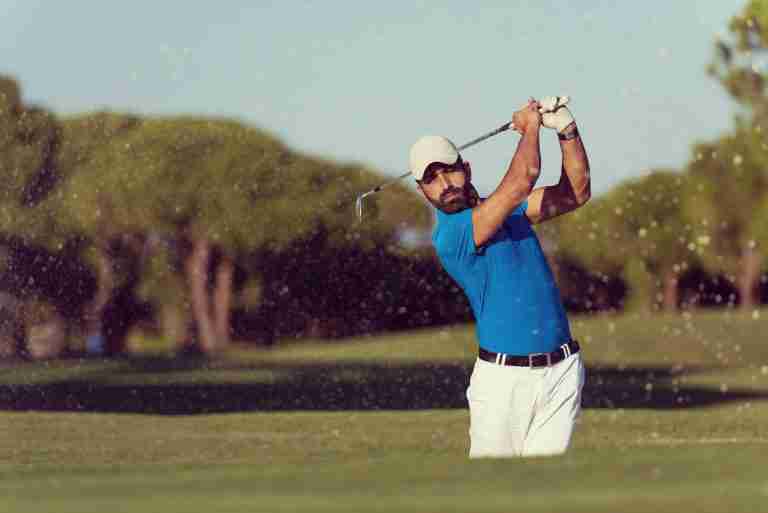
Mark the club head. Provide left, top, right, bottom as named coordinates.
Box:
left=355, top=191, right=376, bottom=222
left=355, top=195, right=364, bottom=222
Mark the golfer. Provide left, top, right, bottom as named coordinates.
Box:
left=410, top=97, right=591, bottom=457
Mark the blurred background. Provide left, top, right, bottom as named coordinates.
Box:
left=4, top=3, right=768, bottom=511
left=0, top=0, right=764, bottom=359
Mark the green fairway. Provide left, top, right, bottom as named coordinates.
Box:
left=3, top=408, right=768, bottom=513
left=3, top=310, right=768, bottom=512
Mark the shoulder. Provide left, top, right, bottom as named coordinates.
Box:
left=433, top=208, right=471, bottom=236
left=433, top=208, right=474, bottom=254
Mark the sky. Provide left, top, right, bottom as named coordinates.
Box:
left=0, top=1, right=746, bottom=197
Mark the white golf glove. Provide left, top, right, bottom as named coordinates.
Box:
left=538, top=96, right=574, bottom=133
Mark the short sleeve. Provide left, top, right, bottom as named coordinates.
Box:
left=434, top=209, right=480, bottom=265
left=505, top=199, right=535, bottom=235
left=515, top=199, right=529, bottom=218
left=433, top=208, right=487, bottom=315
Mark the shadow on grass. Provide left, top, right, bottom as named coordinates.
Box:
left=1, top=357, right=767, bottom=414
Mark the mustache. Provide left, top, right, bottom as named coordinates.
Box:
left=440, top=187, right=464, bottom=201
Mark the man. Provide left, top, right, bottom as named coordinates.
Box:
left=410, top=97, right=591, bottom=458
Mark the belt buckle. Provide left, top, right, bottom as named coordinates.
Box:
left=528, top=352, right=551, bottom=368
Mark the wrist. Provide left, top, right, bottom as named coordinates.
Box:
left=523, top=121, right=542, bottom=135
left=558, top=123, right=578, bottom=140
left=522, top=126, right=541, bottom=140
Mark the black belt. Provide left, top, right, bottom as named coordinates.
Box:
left=478, top=340, right=580, bottom=368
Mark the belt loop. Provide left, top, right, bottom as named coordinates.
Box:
left=500, top=354, right=507, bottom=366
left=495, top=353, right=501, bottom=365
left=562, top=343, right=570, bottom=358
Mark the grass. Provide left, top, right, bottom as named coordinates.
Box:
left=2, top=309, right=768, bottom=512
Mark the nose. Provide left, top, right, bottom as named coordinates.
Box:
left=436, top=172, right=450, bottom=189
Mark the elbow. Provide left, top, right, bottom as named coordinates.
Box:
left=528, top=166, right=541, bottom=183
left=575, top=171, right=591, bottom=206
left=524, top=167, right=541, bottom=194
left=500, top=167, right=540, bottom=200
left=575, top=189, right=591, bottom=206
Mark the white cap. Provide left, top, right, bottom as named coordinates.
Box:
left=409, top=135, right=460, bottom=181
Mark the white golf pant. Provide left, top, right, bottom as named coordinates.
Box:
left=466, top=352, right=585, bottom=458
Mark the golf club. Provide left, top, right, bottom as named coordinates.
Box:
left=355, top=121, right=514, bottom=221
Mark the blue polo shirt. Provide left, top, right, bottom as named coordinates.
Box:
left=432, top=201, right=572, bottom=355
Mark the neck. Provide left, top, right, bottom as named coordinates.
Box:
left=467, top=184, right=480, bottom=207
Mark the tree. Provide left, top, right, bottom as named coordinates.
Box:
left=554, top=171, right=693, bottom=312
left=1, top=75, right=432, bottom=356
left=698, top=0, right=768, bottom=309
left=16, top=112, right=145, bottom=355
left=48, top=115, right=430, bottom=354
left=683, top=124, right=767, bottom=309
left=711, top=0, right=768, bottom=121
left=547, top=195, right=626, bottom=311
left=602, top=171, right=694, bottom=311
left=0, top=76, right=65, bottom=357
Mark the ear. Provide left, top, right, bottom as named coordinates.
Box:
left=416, top=182, right=433, bottom=205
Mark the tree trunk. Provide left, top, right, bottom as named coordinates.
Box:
left=27, top=310, right=68, bottom=360
left=83, top=245, right=115, bottom=356
left=738, top=244, right=761, bottom=310
left=661, top=269, right=679, bottom=312
left=621, top=258, right=654, bottom=312
left=0, top=293, right=24, bottom=359
left=12, top=313, right=26, bottom=359
left=185, top=238, right=218, bottom=354
left=160, top=304, right=188, bottom=349
left=212, top=254, right=234, bottom=348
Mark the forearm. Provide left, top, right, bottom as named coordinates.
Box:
left=498, top=128, right=542, bottom=202
left=471, top=101, right=542, bottom=247
left=558, top=124, right=590, bottom=203
left=472, top=129, right=542, bottom=246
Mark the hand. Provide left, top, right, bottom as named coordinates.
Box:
left=511, top=98, right=541, bottom=135
left=538, top=96, right=575, bottom=133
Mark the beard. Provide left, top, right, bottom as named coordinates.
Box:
left=429, top=183, right=479, bottom=214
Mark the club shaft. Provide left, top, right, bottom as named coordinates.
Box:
left=364, top=122, right=513, bottom=195
left=457, top=122, right=512, bottom=151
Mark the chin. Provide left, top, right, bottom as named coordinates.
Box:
left=438, top=201, right=469, bottom=214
